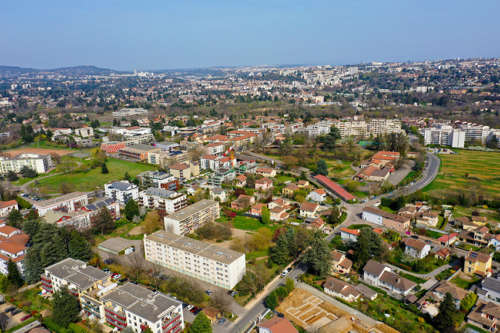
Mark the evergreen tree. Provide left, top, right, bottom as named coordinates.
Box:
left=32, top=223, right=58, bottom=245
left=7, top=209, right=23, bottom=228
left=22, top=219, right=39, bottom=238
left=285, top=228, right=298, bottom=257
left=52, top=287, right=80, bottom=328
left=315, top=160, right=328, bottom=176
left=189, top=312, right=212, bottom=333
left=24, top=247, right=43, bottom=284
left=270, top=233, right=290, bottom=265
left=68, top=231, right=92, bottom=261
left=302, top=231, right=331, bottom=277
left=353, top=228, right=387, bottom=269
left=261, top=206, right=271, bottom=224
left=25, top=209, right=39, bottom=221
left=101, top=163, right=109, bottom=174
left=7, top=171, right=18, bottom=181
left=7, top=260, right=23, bottom=288
left=124, top=199, right=139, bottom=220
left=92, top=207, right=115, bottom=234
left=460, top=293, right=478, bottom=312
left=434, top=292, right=460, bottom=332
left=40, top=235, right=67, bottom=267
left=265, top=291, right=278, bottom=310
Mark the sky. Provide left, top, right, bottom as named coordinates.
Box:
left=1, top=0, right=500, bottom=70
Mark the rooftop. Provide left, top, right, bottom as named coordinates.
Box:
left=33, top=192, right=88, bottom=209
left=165, top=199, right=217, bottom=221
left=45, top=258, right=110, bottom=290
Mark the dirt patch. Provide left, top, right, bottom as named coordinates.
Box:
left=4, top=147, right=73, bottom=157
left=128, top=226, right=143, bottom=235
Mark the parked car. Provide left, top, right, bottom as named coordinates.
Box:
left=217, top=318, right=227, bottom=325
left=185, top=305, right=194, bottom=311
left=111, top=273, right=121, bottom=280
left=12, top=309, right=21, bottom=315
left=20, top=314, right=32, bottom=321
left=205, top=290, right=213, bottom=295
left=104, top=259, right=114, bottom=265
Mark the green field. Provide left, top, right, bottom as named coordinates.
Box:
left=231, top=216, right=266, bottom=230
left=32, top=158, right=156, bottom=193
left=423, top=150, right=500, bottom=200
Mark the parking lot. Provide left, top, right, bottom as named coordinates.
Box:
left=0, top=302, right=33, bottom=330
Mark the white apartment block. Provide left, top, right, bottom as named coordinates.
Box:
left=144, top=230, right=246, bottom=289
left=139, top=188, right=187, bottom=214
left=164, top=199, right=219, bottom=235
left=33, top=192, right=89, bottom=216
left=0, top=225, right=27, bottom=276
left=74, top=126, right=94, bottom=138
left=423, top=125, right=465, bottom=148
left=41, top=258, right=183, bottom=333
left=104, top=181, right=139, bottom=204
left=0, top=153, right=52, bottom=174
left=333, top=119, right=403, bottom=138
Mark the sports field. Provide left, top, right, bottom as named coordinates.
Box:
left=32, top=158, right=155, bottom=193
left=5, top=147, right=74, bottom=157
left=423, top=150, right=500, bottom=200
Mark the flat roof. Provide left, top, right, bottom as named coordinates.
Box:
left=98, top=237, right=136, bottom=255
left=146, top=230, right=244, bottom=265
left=33, top=192, right=88, bottom=208
left=45, top=258, right=110, bottom=290
left=165, top=199, right=217, bottom=221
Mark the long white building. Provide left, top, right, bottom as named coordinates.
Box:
left=423, top=125, right=465, bottom=148
left=104, top=181, right=139, bottom=204
left=33, top=192, right=89, bottom=216
left=163, top=199, right=219, bottom=235
left=144, top=230, right=246, bottom=289
left=0, top=153, right=52, bottom=174
left=139, top=187, right=187, bottom=214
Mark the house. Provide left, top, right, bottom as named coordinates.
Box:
left=257, top=317, right=298, bottom=333
left=435, top=248, right=451, bottom=260
left=268, top=198, right=292, bottom=211
left=255, top=178, right=273, bottom=191
left=362, top=206, right=410, bottom=233
left=231, top=195, right=255, bottom=211
left=255, top=167, right=276, bottom=178
left=355, top=166, right=391, bottom=182
left=323, top=277, right=361, bottom=302
left=104, top=181, right=139, bottom=204
left=418, top=280, right=469, bottom=316
left=282, top=183, right=299, bottom=196
left=363, top=260, right=416, bottom=296
left=467, top=301, right=500, bottom=332
left=270, top=206, right=289, bottom=222
left=416, top=211, right=440, bottom=227
left=235, top=174, right=247, bottom=188
left=464, top=251, right=492, bottom=277
left=299, top=202, right=319, bottom=218
left=438, top=233, right=458, bottom=246
left=460, top=226, right=493, bottom=247
left=0, top=225, right=28, bottom=276
left=339, top=227, right=359, bottom=242
left=0, top=200, right=18, bottom=217
left=490, top=234, right=500, bottom=252
left=403, top=238, right=431, bottom=259
left=210, top=188, right=227, bottom=203
left=306, top=217, right=325, bottom=231
left=250, top=203, right=266, bottom=217
left=297, top=180, right=309, bottom=188
left=331, top=250, right=353, bottom=274
left=478, top=276, right=500, bottom=303
left=306, top=188, right=327, bottom=203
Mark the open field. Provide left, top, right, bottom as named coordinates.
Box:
left=4, top=146, right=74, bottom=157
left=423, top=150, right=500, bottom=200
left=32, top=158, right=156, bottom=193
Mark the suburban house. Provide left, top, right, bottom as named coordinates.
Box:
left=299, top=202, right=319, bottom=219
left=403, top=238, right=431, bottom=259
left=362, top=206, right=411, bottom=233
left=209, top=188, right=227, bottom=202
left=0, top=200, right=18, bottom=217
left=464, top=251, right=493, bottom=277
left=297, top=180, right=309, bottom=188
left=363, top=260, right=416, bottom=296
left=270, top=206, right=289, bottom=222
left=490, top=234, right=500, bottom=252
left=477, top=276, right=500, bottom=303
left=438, top=233, right=458, bottom=246
left=255, top=178, right=273, bottom=191
left=330, top=250, right=353, bottom=274
left=257, top=317, right=298, bottom=333
left=418, top=281, right=469, bottom=317
left=231, top=194, right=255, bottom=211
left=306, top=188, right=327, bottom=203
left=282, top=183, right=299, bottom=196
left=355, top=165, right=391, bottom=182
left=250, top=203, right=266, bottom=217
left=339, top=227, right=359, bottom=242
left=323, top=277, right=361, bottom=302
left=235, top=174, right=247, bottom=187
left=460, top=226, right=493, bottom=248
left=416, top=211, right=440, bottom=227
left=467, top=301, right=500, bottom=332
left=255, top=167, right=276, bottom=178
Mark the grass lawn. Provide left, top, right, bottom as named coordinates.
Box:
left=399, top=272, right=427, bottom=284
left=275, top=174, right=296, bottom=183
left=435, top=268, right=454, bottom=281
left=33, top=158, right=156, bottom=193
left=454, top=205, right=500, bottom=223
left=11, top=287, right=52, bottom=314
left=423, top=150, right=500, bottom=200
left=231, top=216, right=266, bottom=231
left=246, top=249, right=269, bottom=260
left=451, top=275, right=481, bottom=289
left=347, top=224, right=372, bottom=230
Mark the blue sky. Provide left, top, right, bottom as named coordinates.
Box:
left=1, top=0, right=499, bottom=70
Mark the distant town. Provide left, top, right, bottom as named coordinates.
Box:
left=0, top=58, right=498, bottom=333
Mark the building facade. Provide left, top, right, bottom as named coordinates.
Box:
left=163, top=199, right=219, bottom=235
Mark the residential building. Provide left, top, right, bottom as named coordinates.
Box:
left=0, top=153, right=52, bottom=174
left=209, top=188, right=227, bottom=203
left=118, top=144, right=159, bottom=161
left=257, top=317, right=298, bottom=333
left=231, top=194, right=255, bottom=211
left=0, top=225, right=28, bottom=275
left=282, top=183, right=298, bottom=196
left=416, top=211, right=440, bottom=227
left=270, top=206, right=289, bottom=222
left=255, top=167, right=276, bottom=178
left=235, top=174, right=247, bottom=188
left=138, top=171, right=179, bottom=191
left=404, top=238, right=431, bottom=259
left=363, top=260, right=416, bottom=296
left=306, top=188, right=327, bottom=203
left=423, top=125, right=465, bottom=148
left=299, top=202, right=319, bottom=218
left=362, top=206, right=411, bottom=233
left=467, top=301, right=500, bottom=332
left=0, top=200, right=18, bottom=217
left=74, top=126, right=94, bottom=138
left=464, top=251, right=493, bottom=277
left=324, top=277, right=361, bottom=302
left=339, top=227, right=359, bottom=242
left=105, top=181, right=139, bottom=204
left=163, top=199, right=219, bottom=235
left=139, top=188, right=187, bottom=214
left=169, top=162, right=199, bottom=183
left=255, top=178, right=273, bottom=191
left=144, top=230, right=245, bottom=289
left=33, top=192, right=89, bottom=216
left=478, top=276, right=500, bottom=304
left=330, top=250, right=353, bottom=274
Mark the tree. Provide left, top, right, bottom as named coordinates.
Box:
left=318, top=127, right=341, bottom=151
left=353, top=228, right=387, bottom=269
left=190, top=312, right=212, bottom=333
left=7, top=260, right=23, bottom=288
left=210, top=290, right=232, bottom=313
left=301, top=231, right=331, bottom=277
left=142, top=210, right=162, bottom=234
left=315, top=160, right=328, bottom=176
left=285, top=278, right=295, bottom=294
left=101, top=163, right=109, bottom=174
left=434, top=292, right=462, bottom=332
left=124, top=199, right=139, bottom=220
left=460, top=293, right=478, bottom=312
left=270, top=232, right=290, bottom=265
left=68, top=231, right=92, bottom=261
left=52, top=287, right=80, bottom=328
left=7, top=171, right=18, bottom=181
left=281, top=155, right=299, bottom=170
left=261, top=206, right=271, bottom=224
left=7, top=209, right=23, bottom=228
left=486, top=136, right=498, bottom=149
left=92, top=207, right=115, bottom=234
left=265, top=291, right=278, bottom=310
left=20, top=166, right=37, bottom=178
left=40, top=235, right=67, bottom=267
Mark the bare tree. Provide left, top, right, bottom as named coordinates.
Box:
left=210, top=290, right=232, bottom=314
left=128, top=251, right=145, bottom=282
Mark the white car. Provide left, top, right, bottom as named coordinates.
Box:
left=281, top=268, right=290, bottom=277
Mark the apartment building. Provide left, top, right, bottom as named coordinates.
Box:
left=423, top=125, right=465, bottom=148
left=169, top=162, right=200, bottom=183
left=0, top=200, right=18, bottom=217
left=118, top=144, right=159, bottom=161
left=33, top=192, right=89, bottom=216
left=139, top=188, right=187, bottom=214
left=104, top=181, right=139, bottom=204
left=0, top=225, right=28, bottom=275
left=164, top=199, right=219, bottom=235
left=362, top=206, right=411, bottom=233
left=138, top=171, right=179, bottom=191
left=0, top=153, right=52, bottom=174
left=464, top=251, right=493, bottom=277
left=144, top=230, right=245, bottom=289
left=333, top=118, right=402, bottom=138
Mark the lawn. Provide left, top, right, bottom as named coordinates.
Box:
left=451, top=275, right=481, bottom=289
left=399, top=272, right=427, bottom=284
left=32, top=158, right=156, bottom=193
left=423, top=150, right=500, bottom=200
left=435, top=268, right=454, bottom=281
left=231, top=216, right=268, bottom=231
